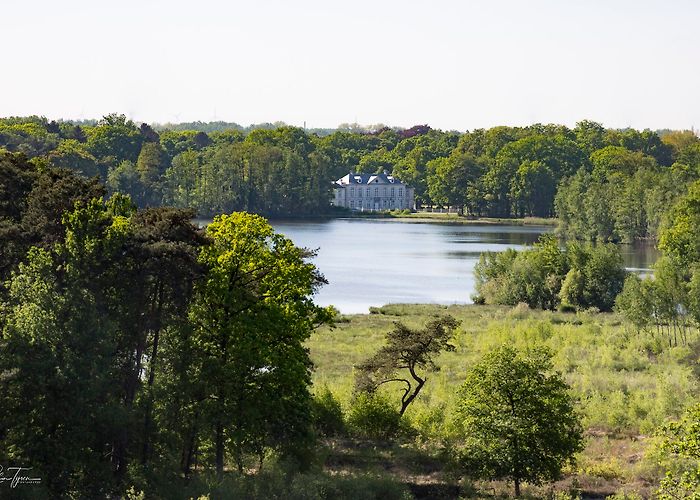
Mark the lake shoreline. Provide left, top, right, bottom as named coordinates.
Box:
left=267, top=212, right=559, bottom=226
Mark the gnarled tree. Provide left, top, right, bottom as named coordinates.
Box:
left=355, top=315, right=459, bottom=416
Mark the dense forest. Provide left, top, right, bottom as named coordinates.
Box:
left=0, top=151, right=336, bottom=497
left=2, top=115, right=699, bottom=243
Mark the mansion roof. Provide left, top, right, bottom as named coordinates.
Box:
left=334, top=172, right=407, bottom=187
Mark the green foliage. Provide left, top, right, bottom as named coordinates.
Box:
left=0, top=115, right=693, bottom=234
left=134, top=467, right=412, bottom=500
left=355, top=315, right=459, bottom=415
left=659, top=180, right=700, bottom=267
left=0, top=200, right=131, bottom=496
left=346, top=392, right=403, bottom=440
left=311, top=386, right=346, bottom=437
left=656, top=403, right=700, bottom=499
left=85, top=113, right=143, bottom=168
left=456, top=345, right=584, bottom=497
left=616, top=257, right=694, bottom=346
left=0, top=164, right=331, bottom=496
left=475, top=236, right=626, bottom=311
left=189, top=212, right=331, bottom=474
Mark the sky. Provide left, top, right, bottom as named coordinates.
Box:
left=1, top=0, right=698, bottom=131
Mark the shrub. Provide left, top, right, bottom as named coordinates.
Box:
left=311, top=386, right=345, bottom=437
left=560, top=268, right=584, bottom=311
left=656, top=403, right=700, bottom=499
left=347, top=392, right=402, bottom=440
left=475, top=236, right=627, bottom=311
left=508, top=301, right=531, bottom=319
left=179, top=468, right=413, bottom=500
left=605, top=491, right=643, bottom=500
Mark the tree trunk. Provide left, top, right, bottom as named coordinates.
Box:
left=141, top=281, right=164, bottom=465
left=216, top=421, right=225, bottom=478
left=182, top=425, right=198, bottom=479
left=514, top=477, right=521, bottom=497
left=400, top=369, right=424, bottom=416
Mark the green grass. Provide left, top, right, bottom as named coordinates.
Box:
left=308, top=303, right=700, bottom=498
left=337, top=210, right=559, bottom=226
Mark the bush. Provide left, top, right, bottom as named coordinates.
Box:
left=311, top=386, right=345, bottom=437
left=471, top=294, right=486, bottom=305
left=508, top=302, right=531, bottom=319
left=347, top=392, right=402, bottom=440
left=176, top=468, right=412, bottom=500
left=605, top=491, right=643, bottom=500
left=475, top=236, right=627, bottom=311
left=559, top=303, right=577, bottom=313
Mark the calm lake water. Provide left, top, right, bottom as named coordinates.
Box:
left=267, top=219, right=659, bottom=314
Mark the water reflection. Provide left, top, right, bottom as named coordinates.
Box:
left=270, top=219, right=544, bottom=314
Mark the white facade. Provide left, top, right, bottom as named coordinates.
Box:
left=332, top=172, right=415, bottom=211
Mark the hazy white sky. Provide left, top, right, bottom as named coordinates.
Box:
left=1, top=0, right=698, bottom=130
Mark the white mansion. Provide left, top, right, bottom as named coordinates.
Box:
left=332, top=172, right=415, bottom=211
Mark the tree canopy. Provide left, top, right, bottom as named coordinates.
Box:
left=457, top=345, right=584, bottom=497
left=354, top=315, right=459, bottom=415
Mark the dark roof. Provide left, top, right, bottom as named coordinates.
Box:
left=334, top=172, right=408, bottom=187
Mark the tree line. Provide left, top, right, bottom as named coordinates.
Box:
left=2, top=115, right=699, bottom=241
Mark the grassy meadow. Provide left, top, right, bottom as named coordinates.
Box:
left=308, top=303, right=700, bottom=498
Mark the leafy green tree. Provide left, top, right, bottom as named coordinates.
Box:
left=427, top=153, right=483, bottom=214
left=510, top=160, right=555, bottom=217
left=159, top=129, right=212, bottom=161
left=0, top=120, right=59, bottom=157
left=47, top=138, right=100, bottom=177
left=107, top=160, right=142, bottom=200
left=135, top=142, right=166, bottom=205
left=496, top=134, right=585, bottom=181
left=590, top=146, right=657, bottom=181
left=559, top=268, right=585, bottom=312
left=86, top=114, right=143, bottom=173
left=618, top=128, right=673, bottom=167
left=656, top=403, right=700, bottom=499
left=355, top=315, right=459, bottom=416
left=573, top=120, right=606, bottom=156
left=659, top=180, right=700, bottom=267
left=579, top=242, right=627, bottom=311
left=391, top=146, right=437, bottom=206
left=475, top=237, right=625, bottom=311
left=687, top=266, right=700, bottom=326
left=661, top=130, right=700, bottom=160
left=457, top=346, right=583, bottom=497
left=615, top=274, right=653, bottom=333
left=0, top=199, right=131, bottom=496
left=188, top=212, right=332, bottom=475
left=481, top=160, right=517, bottom=217
left=0, top=154, right=105, bottom=298
left=163, top=149, right=201, bottom=209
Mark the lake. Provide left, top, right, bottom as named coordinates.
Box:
left=269, top=218, right=659, bottom=314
